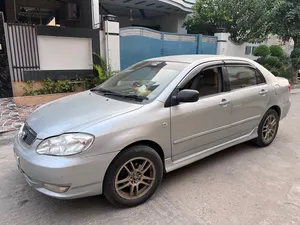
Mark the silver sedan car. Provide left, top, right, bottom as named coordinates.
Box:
left=13, top=55, right=291, bottom=207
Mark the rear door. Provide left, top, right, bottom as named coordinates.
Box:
left=224, top=61, right=269, bottom=137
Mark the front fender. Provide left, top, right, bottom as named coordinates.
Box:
left=81, top=101, right=172, bottom=159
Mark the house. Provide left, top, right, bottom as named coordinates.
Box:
left=0, top=0, right=201, bottom=98
left=2, top=0, right=195, bottom=33
left=215, top=33, right=295, bottom=60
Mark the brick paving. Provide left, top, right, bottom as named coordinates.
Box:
left=0, top=98, right=39, bottom=133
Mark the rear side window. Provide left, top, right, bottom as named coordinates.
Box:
left=226, top=66, right=265, bottom=90
left=256, top=71, right=266, bottom=84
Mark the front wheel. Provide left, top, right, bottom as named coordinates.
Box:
left=254, top=109, right=279, bottom=147
left=103, top=145, right=163, bottom=207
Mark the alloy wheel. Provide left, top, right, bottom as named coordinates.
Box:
left=262, top=114, right=278, bottom=143
left=115, top=157, right=156, bottom=200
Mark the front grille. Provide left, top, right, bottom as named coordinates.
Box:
left=21, top=124, right=37, bottom=146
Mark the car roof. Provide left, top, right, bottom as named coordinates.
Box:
left=147, top=54, right=254, bottom=64
left=147, top=54, right=277, bottom=84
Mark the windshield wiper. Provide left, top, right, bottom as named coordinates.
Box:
left=91, top=88, right=148, bottom=101
left=90, top=88, right=112, bottom=93
left=121, top=94, right=148, bottom=101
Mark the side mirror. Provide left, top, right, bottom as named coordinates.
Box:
left=177, top=89, right=199, bottom=103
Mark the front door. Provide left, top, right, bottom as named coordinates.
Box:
left=170, top=62, right=232, bottom=161
left=224, top=62, right=270, bottom=137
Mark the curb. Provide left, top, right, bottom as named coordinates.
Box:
left=291, top=89, right=300, bottom=95
left=292, top=84, right=300, bottom=89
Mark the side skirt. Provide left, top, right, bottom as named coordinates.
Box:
left=164, top=127, right=258, bottom=173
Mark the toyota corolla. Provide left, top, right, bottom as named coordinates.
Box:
left=13, top=55, right=291, bottom=207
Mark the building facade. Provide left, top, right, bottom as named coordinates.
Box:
left=0, top=0, right=200, bottom=97
left=2, top=0, right=195, bottom=33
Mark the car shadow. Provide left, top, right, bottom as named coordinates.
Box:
left=163, top=142, right=259, bottom=182
left=10, top=142, right=261, bottom=218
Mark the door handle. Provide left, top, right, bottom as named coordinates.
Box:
left=219, top=99, right=230, bottom=107
left=260, top=89, right=268, bottom=96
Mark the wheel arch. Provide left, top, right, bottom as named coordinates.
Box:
left=269, top=105, right=281, bottom=118
left=103, top=140, right=166, bottom=191
left=123, top=140, right=165, bottom=166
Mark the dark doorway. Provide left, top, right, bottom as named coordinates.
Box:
left=0, top=0, right=6, bottom=21
left=0, top=12, right=13, bottom=98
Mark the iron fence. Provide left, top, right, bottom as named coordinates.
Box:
left=6, top=23, right=40, bottom=81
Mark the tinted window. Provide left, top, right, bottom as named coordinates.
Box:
left=184, top=67, right=222, bottom=97
left=256, top=71, right=266, bottom=84
left=227, top=66, right=257, bottom=90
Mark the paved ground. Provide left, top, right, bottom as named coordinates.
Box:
left=0, top=98, right=38, bottom=133
left=1, top=93, right=300, bottom=225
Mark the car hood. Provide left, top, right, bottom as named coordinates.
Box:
left=26, top=91, right=143, bottom=139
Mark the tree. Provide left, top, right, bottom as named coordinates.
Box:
left=290, top=48, right=300, bottom=81
left=269, top=45, right=285, bottom=57
left=255, top=45, right=294, bottom=81
left=184, top=0, right=276, bottom=43
left=253, top=45, right=270, bottom=57
left=270, top=0, right=300, bottom=49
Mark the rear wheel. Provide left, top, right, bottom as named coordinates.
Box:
left=254, top=109, right=279, bottom=147
left=103, top=145, right=163, bottom=207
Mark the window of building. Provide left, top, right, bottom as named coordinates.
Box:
left=245, top=46, right=252, bottom=55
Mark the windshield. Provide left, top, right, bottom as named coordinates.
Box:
left=93, top=61, right=188, bottom=102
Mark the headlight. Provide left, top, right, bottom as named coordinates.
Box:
left=36, top=133, right=94, bottom=156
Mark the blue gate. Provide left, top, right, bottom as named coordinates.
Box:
left=120, top=27, right=217, bottom=70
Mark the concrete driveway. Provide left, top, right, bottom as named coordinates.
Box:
left=1, top=93, right=300, bottom=225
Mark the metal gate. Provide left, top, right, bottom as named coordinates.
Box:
left=120, top=27, right=217, bottom=70
left=6, top=23, right=40, bottom=81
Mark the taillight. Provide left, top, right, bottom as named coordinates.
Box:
left=288, top=84, right=291, bottom=92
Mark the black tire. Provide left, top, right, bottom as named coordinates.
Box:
left=254, top=109, right=279, bottom=147
left=103, top=145, right=163, bottom=207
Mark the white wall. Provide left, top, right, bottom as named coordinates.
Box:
left=215, top=33, right=260, bottom=60
left=116, top=16, right=157, bottom=28
left=156, top=15, right=187, bottom=34
left=115, top=15, right=187, bottom=34
left=37, top=36, right=93, bottom=70
left=215, top=33, right=294, bottom=59
left=103, top=21, right=120, bottom=72
left=263, top=34, right=294, bottom=56
left=226, top=40, right=260, bottom=60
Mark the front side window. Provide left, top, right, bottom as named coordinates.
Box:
left=93, top=61, right=188, bottom=102
left=227, top=66, right=257, bottom=90
left=183, top=67, right=222, bottom=98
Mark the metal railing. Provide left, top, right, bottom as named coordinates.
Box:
left=6, top=23, right=40, bottom=81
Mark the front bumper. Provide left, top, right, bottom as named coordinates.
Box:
left=13, top=136, right=119, bottom=199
